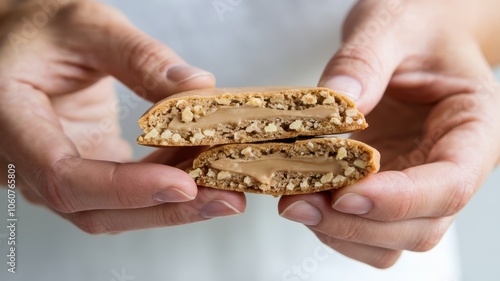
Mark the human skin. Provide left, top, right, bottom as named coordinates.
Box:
left=279, top=0, right=500, bottom=268
left=0, top=0, right=246, bottom=233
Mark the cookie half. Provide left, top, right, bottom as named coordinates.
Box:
left=187, top=137, right=380, bottom=196
left=138, top=87, right=367, bottom=146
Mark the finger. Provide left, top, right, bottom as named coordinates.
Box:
left=84, top=6, right=215, bottom=102
left=62, top=187, right=246, bottom=234
left=0, top=86, right=199, bottom=213
left=140, top=146, right=208, bottom=167
left=318, top=1, right=410, bottom=113
left=279, top=193, right=454, bottom=252
left=313, top=230, right=402, bottom=269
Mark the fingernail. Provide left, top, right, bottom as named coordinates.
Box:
left=280, top=200, right=322, bottom=226
left=166, top=65, right=213, bottom=84
left=154, top=188, right=195, bottom=203
left=320, top=75, right=362, bottom=101
left=332, top=193, right=373, bottom=215
left=200, top=200, right=241, bottom=218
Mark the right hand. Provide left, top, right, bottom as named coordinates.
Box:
left=0, top=0, right=246, bottom=234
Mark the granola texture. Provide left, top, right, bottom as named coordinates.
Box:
left=137, top=87, right=367, bottom=146
left=187, top=137, right=380, bottom=196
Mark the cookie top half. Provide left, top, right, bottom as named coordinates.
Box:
left=137, top=87, right=367, bottom=146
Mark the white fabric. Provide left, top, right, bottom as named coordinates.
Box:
left=0, top=1, right=461, bottom=280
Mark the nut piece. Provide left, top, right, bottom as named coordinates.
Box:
left=176, top=100, right=188, bottom=109
left=332, top=175, right=346, bottom=184
left=193, top=105, right=205, bottom=116
left=217, top=171, right=231, bottom=180
left=202, top=129, right=216, bottom=137
left=172, top=133, right=183, bottom=142
left=264, top=123, right=278, bottom=132
left=144, top=128, right=159, bottom=139
left=353, top=159, right=367, bottom=168
left=314, top=182, right=323, bottom=188
left=344, top=166, right=356, bottom=176
left=188, top=168, right=202, bottom=178
left=345, top=117, right=353, bottom=124
left=336, top=147, right=347, bottom=160
left=289, top=120, right=303, bottom=131
left=216, top=97, right=231, bottom=105
left=286, top=182, right=295, bottom=191
left=300, top=179, right=309, bottom=189
left=241, top=147, right=254, bottom=157
left=301, top=93, right=317, bottom=105
left=207, top=170, right=216, bottom=178
left=182, top=108, right=194, bottom=123
left=243, top=176, right=252, bottom=185
left=320, top=172, right=334, bottom=184
left=246, top=97, right=263, bottom=107
left=346, top=108, right=358, bottom=117
left=161, top=129, right=173, bottom=139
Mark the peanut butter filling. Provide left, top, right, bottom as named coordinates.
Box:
left=210, top=153, right=342, bottom=184
left=168, top=106, right=337, bottom=130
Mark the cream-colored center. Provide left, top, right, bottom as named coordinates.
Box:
left=210, top=153, right=342, bottom=184
left=169, top=106, right=335, bottom=130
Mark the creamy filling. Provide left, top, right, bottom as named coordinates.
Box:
left=168, top=106, right=336, bottom=130
left=210, top=153, right=342, bottom=184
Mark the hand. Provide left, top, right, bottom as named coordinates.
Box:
left=0, top=0, right=245, bottom=234
left=279, top=0, right=500, bottom=268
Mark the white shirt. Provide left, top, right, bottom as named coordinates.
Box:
left=0, top=1, right=461, bottom=280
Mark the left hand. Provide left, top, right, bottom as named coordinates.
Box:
left=279, top=0, right=500, bottom=268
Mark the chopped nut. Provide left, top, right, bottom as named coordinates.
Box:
left=176, top=100, right=188, bottom=109
left=241, top=147, right=253, bottom=156
left=172, top=133, right=183, bottom=142
left=314, top=182, right=323, bottom=188
left=307, top=142, right=314, bottom=148
left=330, top=117, right=341, bottom=125
left=270, top=94, right=285, bottom=103
left=289, top=120, right=303, bottom=131
left=345, top=117, right=353, bottom=124
left=243, top=176, right=252, bottom=185
left=207, top=170, right=216, bottom=178
left=322, top=96, right=336, bottom=105
left=259, top=183, right=270, bottom=191
left=332, top=175, right=345, bottom=184
left=193, top=105, right=205, bottom=116
left=357, top=119, right=364, bottom=125
left=344, top=166, right=356, bottom=176
left=301, top=93, right=317, bottom=105
left=144, top=128, right=159, bottom=139
left=300, top=179, right=309, bottom=189
left=190, top=133, right=205, bottom=143
left=246, top=97, right=263, bottom=107
left=216, top=97, right=231, bottom=105
left=353, top=159, right=367, bottom=168
left=345, top=108, right=357, bottom=117
left=246, top=123, right=261, bottom=133
left=286, top=182, right=295, bottom=190
left=217, top=171, right=231, bottom=180
left=203, top=129, right=215, bottom=137
left=336, top=147, right=347, bottom=160
left=161, top=129, right=173, bottom=139
left=188, top=168, right=202, bottom=178
left=182, top=108, right=194, bottom=123
left=264, top=123, right=278, bottom=132
left=320, top=172, right=334, bottom=183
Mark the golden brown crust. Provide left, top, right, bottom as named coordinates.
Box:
left=137, top=87, right=367, bottom=146
left=187, top=137, right=380, bottom=196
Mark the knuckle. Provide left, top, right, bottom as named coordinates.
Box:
left=371, top=250, right=401, bottom=269
left=410, top=219, right=449, bottom=252
left=72, top=213, right=110, bottom=235
left=35, top=165, right=75, bottom=213
left=156, top=204, right=198, bottom=227
left=336, top=218, right=367, bottom=242
left=443, top=177, right=475, bottom=216
left=121, top=36, right=175, bottom=82
left=331, top=45, right=384, bottom=80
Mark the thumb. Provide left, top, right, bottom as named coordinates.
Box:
left=319, top=8, right=407, bottom=113
left=90, top=16, right=215, bottom=102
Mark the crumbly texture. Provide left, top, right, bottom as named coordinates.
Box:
left=137, top=87, right=367, bottom=146
left=187, top=137, right=380, bottom=196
